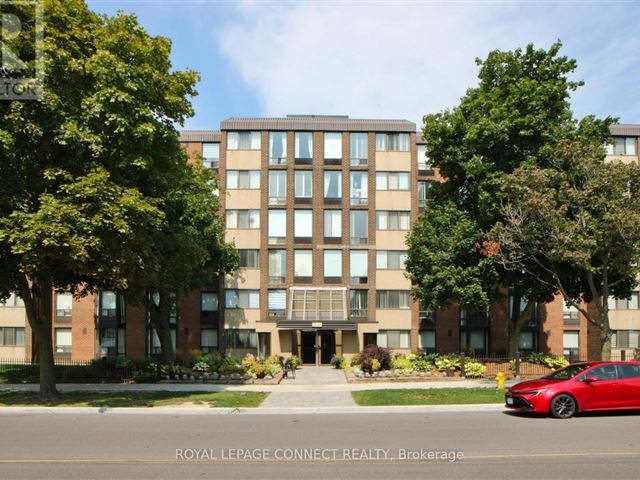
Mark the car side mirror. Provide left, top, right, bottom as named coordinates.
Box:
left=584, top=376, right=598, bottom=384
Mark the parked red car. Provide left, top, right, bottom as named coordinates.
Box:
left=505, top=361, right=640, bottom=418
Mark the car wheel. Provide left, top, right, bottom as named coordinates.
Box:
left=550, top=394, right=577, bottom=419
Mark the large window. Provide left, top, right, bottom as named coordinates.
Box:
left=376, top=250, right=407, bottom=270
left=417, top=144, right=431, bottom=171
left=227, top=131, right=261, bottom=150
left=294, top=210, right=313, bottom=241
left=268, top=290, right=286, bottom=315
left=324, top=210, right=342, bottom=240
left=608, top=292, right=639, bottom=310
left=350, top=172, right=368, bottom=205
left=350, top=250, right=368, bottom=285
left=225, top=290, right=260, bottom=309
left=324, top=132, right=342, bottom=161
left=226, top=170, right=260, bottom=189
left=324, top=171, right=342, bottom=202
left=606, top=137, right=637, bottom=156
left=201, top=293, right=219, bottom=312
left=100, top=291, right=117, bottom=319
left=350, top=133, right=368, bottom=166
left=268, top=171, right=287, bottom=205
left=378, top=330, right=410, bottom=349
left=226, top=209, right=260, bottom=229
left=295, top=171, right=313, bottom=199
left=295, top=132, right=313, bottom=160
left=376, top=211, right=410, bottom=230
left=376, top=290, right=411, bottom=309
left=563, top=331, right=580, bottom=358
left=419, top=330, right=436, bottom=353
left=376, top=172, right=409, bottom=191
left=460, top=309, right=488, bottom=356
left=294, top=250, right=313, bottom=282
left=418, top=181, right=433, bottom=208
left=226, top=329, right=258, bottom=349
left=268, top=210, right=286, bottom=244
left=200, top=329, right=218, bottom=353
left=238, top=249, right=259, bottom=268
left=202, top=143, right=220, bottom=169
left=56, top=292, right=73, bottom=317
left=289, top=288, right=346, bottom=322
left=54, top=328, right=72, bottom=353
left=350, top=289, right=368, bottom=317
left=563, top=303, right=580, bottom=325
left=612, top=330, right=640, bottom=349
left=350, top=210, right=368, bottom=244
left=0, top=327, right=25, bottom=346
left=269, top=132, right=287, bottom=164
left=268, top=250, right=286, bottom=284
left=324, top=250, right=342, bottom=283
left=375, top=133, right=409, bottom=151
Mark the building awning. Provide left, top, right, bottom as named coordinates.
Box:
left=276, top=287, right=357, bottom=330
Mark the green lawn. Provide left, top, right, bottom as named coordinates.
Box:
left=0, top=390, right=268, bottom=408
left=351, top=388, right=506, bottom=406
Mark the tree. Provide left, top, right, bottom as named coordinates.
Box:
left=488, top=121, right=640, bottom=360
left=0, top=0, right=199, bottom=398
left=406, top=42, right=584, bottom=355
left=126, top=164, right=238, bottom=365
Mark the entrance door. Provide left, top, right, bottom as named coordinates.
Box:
left=320, top=331, right=335, bottom=365
left=301, top=331, right=316, bottom=365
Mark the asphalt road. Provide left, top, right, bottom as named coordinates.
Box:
left=0, top=409, right=639, bottom=479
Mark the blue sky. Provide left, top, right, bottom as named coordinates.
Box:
left=87, top=1, right=640, bottom=130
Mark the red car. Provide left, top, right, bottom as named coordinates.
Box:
left=505, top=361, right=640, bottom=418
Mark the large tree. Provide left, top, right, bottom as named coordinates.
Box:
left=0, top=0, right=199, bottom=398
left=488, top=120, right=640, bottom=360
left=406, top=42, right=587, bottom=355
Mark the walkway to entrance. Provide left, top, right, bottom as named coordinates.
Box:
left=259, top=366, right=355, bottom=408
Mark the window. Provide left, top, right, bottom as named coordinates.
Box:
left=376, top=290, right=411, bottom=309
left=268, top=250, right=286, bottom=284
left=324, top=132, right=342, bottom=160
left=100, top=291, right=117, bottom=318
left=269, top=132, right=287, bottom=164
left=563, top=331, right=580, bottom=358
left=376, top=172, right=409, bottom=191
left=226, top=209, right=260, bottom=229
left=606, top=137, right=637, bottom=156
left=419, top=331, right=436, bottom=352
left=201, top=293, right=219, bottom=312
left=202, top=143, right=220, bottom=169
left=268, top=290, right=286, bottom=315
left=350, top=290, right=368, bottom=317
left=294, top=250, right=313, bottom=282
left=563, top=303, right=580, bottom=325
left=0, top=327, right=25, bottom=346
left=56, top=292, right=73, bottom=317
left=226, top=329, right=258, bottom=349
left=378, top=330, right=410, bottom=349
left=268, top=210, right=287, bottom=244
left=225, top=290, right=260, bottom=309
left=200, top=329, right=218, bottom=353
left=227, top=131, right=261, bottom=150
left=375, top=133, right=409, bottom=151
left=55, top=328, right=72, bottom=353
left=418, top=181, right=433, bottom=208
left=226, top=170, right=260, bottom=189
left=612, top=330, right=640, bottom=349
left=324, top=250, right=342, bottom=282
left=376, top=211, right=410, bottom=230
left=350, top=210, right=368, bottom=244
left=295, top=171, right=313, bottom=199
left=419, top=305, right=436, bottom=326
left=460, top=329, right=488, bottom=356
left=518, top=331, right=534, bottom=351
left=350, top=172, right=368, bottom=205
left=295, top=132, right=313, bottom=160
left=238, top=249, right=259, bottom=268
left=350, top=250, right=368, bottom=285
left=294, top=210, right=313, bottom=240
left=268, top=171, right=287, bottom=205
left=376, top=250, right=407, bottom=270
left=618, top=363, right=640, bottom=379
left=324, top=210, right=342, bottom=240
left=289, top=288, right=346, bottom=322
left=324, top=171, right=342, bottom=201
left=417, top=145, right=431, bottom=171
left=350, top=133, right=368, bottom=165
left=607, top=292, right=639, bottom=310
left=0, top=294, right=24, bottom=307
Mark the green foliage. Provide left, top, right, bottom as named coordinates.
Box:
left=464, top=361, right=487, bottom=378
left=192, top=362, right=210, bottom=373
left=435, top=354, right=461, bottom=371
left=350, top=354, right=361, bottom=367
left=391, top=355, right=413, bottom=371
left=330, top=355, right=347, bottom=369
left=285, top=356, right=299, bottom=370
left=218, top=356, right=242, bottom=376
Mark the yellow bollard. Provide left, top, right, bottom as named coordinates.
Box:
left=496, top=371, right=506, bottom=389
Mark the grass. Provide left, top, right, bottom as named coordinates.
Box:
left=351, top=388, right=506, bottom=406
left=0, top=390, right=268, bottom=408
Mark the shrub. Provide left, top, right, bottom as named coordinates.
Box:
left=525, top=352, right=546, bottom=365
left=241, top=353, right=257, bottom=369
left=330, top=355, right=347, bottom=369
left=464, top=361, right=487, bottom=378
left=391, top=355, right=413, bottom=371
left=248, top=362, right=268, bottom=379
left=350, top=354, right=361, bottom=367
left=358, top=345, right=393, bottom=370
left=265, top=355, right=283, bottom=375
left=411, top=357, right=432, bottom=372
left=543, top=355, right=569, bottom=369
left=285, top=355, right=299, bottom=370
left=192, top=361, right=210, bottom=373
left=218, top=356, right=242, bottom=375
left=435, top=354, right=461, bottom=371
left=371, top=359, right=381, bottom=372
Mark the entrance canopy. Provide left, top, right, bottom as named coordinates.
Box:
left=278, top=287, right=356, bottom=330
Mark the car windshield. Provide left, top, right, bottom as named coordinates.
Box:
left=542, top=364, right=590, bottom=380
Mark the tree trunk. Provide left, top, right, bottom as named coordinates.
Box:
left=600, top=335, right=612, bottom=361
left=156, top=291, right=175, bottom=365
left=18, top=274, right=58, bottom=400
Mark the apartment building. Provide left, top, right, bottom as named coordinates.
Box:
left=4, top=119, right=638, bottom=363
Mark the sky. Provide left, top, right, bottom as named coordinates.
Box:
left=87, top=1, right=640, bottom=130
